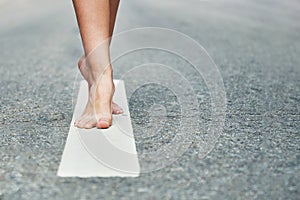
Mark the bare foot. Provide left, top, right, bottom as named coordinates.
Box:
left=74, top=56, right=122, bottom=129
left=78, top=56, right=123, bottom=115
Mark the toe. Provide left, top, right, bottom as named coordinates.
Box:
left=76, top=120, right=86, bottom=128
left=74, top=117, right=83, bottom=127
left=84, top=118, right=96, bottom=129
left=97, top=120, right=110, bottom=129
left=96, top=116, right=112, bottom=129
left=75, top=116, right=89, bottom=128
left=79, top=117, right=92, bottom=129
left=112, top=102, right=123, bottom=114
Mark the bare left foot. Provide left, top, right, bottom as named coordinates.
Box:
left=78, top=56, right=123, bottom=115
left=74, top=56, right=122, bottom=129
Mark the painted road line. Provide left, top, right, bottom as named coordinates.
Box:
left=57, top=80, right=140, bottom=177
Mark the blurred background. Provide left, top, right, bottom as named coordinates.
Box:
left=0, top=0, right=299, bottom=199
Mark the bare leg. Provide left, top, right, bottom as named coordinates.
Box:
left=77, top=0, right=122, bottom=115
left=109, top=0, right=120, bottom=37
left=73, top=0, right=119, bottom=129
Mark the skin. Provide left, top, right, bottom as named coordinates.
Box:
left=72, top=0, right=122, bottom=129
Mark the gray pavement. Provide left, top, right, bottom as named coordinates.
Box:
left=0, top=0, right=299, bottom=199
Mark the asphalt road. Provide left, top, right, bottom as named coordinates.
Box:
left=0, top=0, right=299, bottom=199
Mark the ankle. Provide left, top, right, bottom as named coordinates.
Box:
left=102, top=64, right=113, bottom=75
left=90, top=65, right=112, bottom=81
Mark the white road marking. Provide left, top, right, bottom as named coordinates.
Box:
left=57, top=80, right=140, bottom=177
